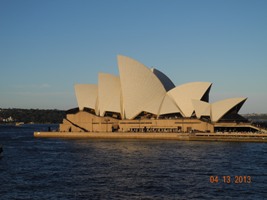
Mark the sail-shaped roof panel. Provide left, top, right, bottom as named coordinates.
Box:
left=192, top=100, right=211, bottom=119
left=74, top=84, right=98, bottom=111
left=98, top=73, right=122, bottom=116
left=159, top=94, right=182, bottom=115
left=168, top=82, right=212, bottom=117
left=211, top=98, right=247, bottom=122
left=118, top=55, right=166, bottom=119
left=152, top=68, right=175, bottom=91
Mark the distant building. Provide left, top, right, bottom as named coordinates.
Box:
left=60, top=55, right=257, bottom=133
left=3, top=116, right=14, bottom=122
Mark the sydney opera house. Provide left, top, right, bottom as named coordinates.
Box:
left=59, top=55, right=256, bottom=133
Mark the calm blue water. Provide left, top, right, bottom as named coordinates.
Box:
left=0, top=124, right=266, bottom=200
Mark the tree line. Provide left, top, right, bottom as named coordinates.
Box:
left=0, top=108, right=65, bottom=124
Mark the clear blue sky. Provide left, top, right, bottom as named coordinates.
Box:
left=0, top=0, right=266, bottom=113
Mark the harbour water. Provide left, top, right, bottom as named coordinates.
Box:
left=0, top=124, right=266, bottom=199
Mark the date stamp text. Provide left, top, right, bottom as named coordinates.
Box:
left=209, top=176, right=252, bottom=184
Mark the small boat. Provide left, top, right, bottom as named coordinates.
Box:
left=15, top=122, right=24, bottom=126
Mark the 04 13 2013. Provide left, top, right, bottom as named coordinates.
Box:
left=209, top=175, right=252, bottom=184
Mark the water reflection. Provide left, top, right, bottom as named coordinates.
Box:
left=0, top=125, right=266, bottom=199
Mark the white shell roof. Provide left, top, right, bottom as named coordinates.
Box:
left=192, top=100, right=211, bottom=119
left=118, top=55, right=166, bottom=119
left=211, top=97, right=247, bottom=122
left=159, top=94, right=181, bottom=115
left=168, top=82, right=212, bottom=117
left=75, top=84, right=98, bottom=111
left=98, top=73, right=121, bottom=116
left=152, top=68, right=175, bottom=91
left=73, top=55, right=247, bottom=122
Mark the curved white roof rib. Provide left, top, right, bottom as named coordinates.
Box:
left=159, top=94, right=182, bottom=116
left=118, top=55, right=166, bottom=119
left=152, top=68, right=175, bottom=91
left=98, top=73, right=121, bottom=116
left=192, top=100, right=211, bottom=119
left=168, top=82, right=212, bottom=117
left=211, top=97, right=247, bottom=122
left=75, top=84, right=98, bottom=111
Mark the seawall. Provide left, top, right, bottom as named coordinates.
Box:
left=34, top=132, right=267, bottom=142
left=34, top=132, right=190, bottom=140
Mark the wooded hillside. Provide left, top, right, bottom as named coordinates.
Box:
left=0, top=108, right=65, bottom=124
